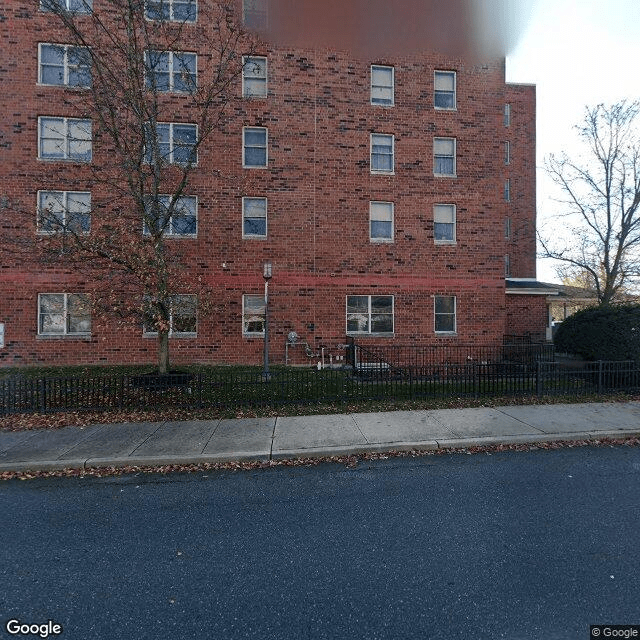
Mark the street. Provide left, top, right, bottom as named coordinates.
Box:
left=1, top=446, right=639, bottom=639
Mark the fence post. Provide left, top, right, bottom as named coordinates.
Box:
left=598, top=360, right=603, bottom=394
left=536, top=360, right=542, bottom=397
left=39, top=378, right=47, bottom=414
left=473, top=362, right=478, bottom=398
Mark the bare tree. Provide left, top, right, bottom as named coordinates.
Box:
left=28, top=0, right=254, bottom=372
left=540, top=101, right=640, bottom=305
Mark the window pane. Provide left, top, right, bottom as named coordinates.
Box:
left=68, top=119, right=92, bottom=161
left=371, top=220, right=392, bottom=239
left=244, top=57, right=266, bottom=78
left=40, top=118, right=65, bottom=158
left=67, top=294, right=91, bottom=333
left=66, top=192, right=91, bottom=232
left=173, top=53, right=196, bottom=92
left=39, top=192, right=64, bottom=231
left=173, top=0, right=197, bottom=21
left=172, top=212, right=196, bottom=235
left=40, top=45, right=65, bottom=85
left=67, top=47, right=91, bottom=87
left=435, top=71, right=455, bottom=91
left=371, top=296, right=392, bottom=313
left=244, top=217, right=266, bottom=236
left=172, top=295, right=196, bottom=333
left=371, top=314, right=393, bottom=333
left=244, top=147, right=266, bottom=166
left=244, top=295, right=265, bottom=333
left=435, top=296, right=455, bottom=315
left=434, top=138, right=454, bottom=155
left=68, top=0, right=92, bottom=11
left=39, top=294, right=65, bottom=334
left=173, top=124, right=197, bottom=163
left=346, top=296, right=368, bottom=313
left=347, top=313, right=369, bottom=333
left=244, top=128, right=266, bottom=146
left=434, top=223, right=454, bottom=241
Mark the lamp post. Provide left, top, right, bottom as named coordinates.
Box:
left=263, top=261, right=272, bottom=381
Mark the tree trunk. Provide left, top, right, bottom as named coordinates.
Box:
left=158, top=330, right=169, bottom=374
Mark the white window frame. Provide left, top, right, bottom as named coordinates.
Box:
left=37, top=190, right=91, bottom=234
left=144, top=0, right=197, bottom=22
left=242, top=294, right=266, bottom=336
left=144, top=122, right=198, bottom=166
left=434, top=295, right=456, bottom=334
left=504, top=179, right=511, bottom=202
left=505, top=217, right=511, bottom=239
left=143, top=195, right=197, bottom=237
left=38, top=117, right=92, bottom=162
left=144, top=50, right=197, bottom=93
left=143, top=294, right=197, bottom=337
left=434, top=70, right=456, bottom=110
left=504, top=103, right=511, bottom=127
left=38, top=43, right=91, bottom=88
left=370, top=133, right=394, bottom=174
left=504, top=140, right=510, bottom=165
left=38, top=293, right=91, bottom=336
left=242, top=56, right=267, bottom=98
left=242, top=127, right=268, bottom=168
left=40, top=0, right=92, bottom=13
left=346, top=295, right=394, bottom=336
left=433, top=204, right=456, bottom=244
left=433, top=137, right=456, bottom=177
left=369, top=201, right=393, bottom=243
left=370, top=65, right=394, bottom=106
left=242, top=197, right=267, bottom=238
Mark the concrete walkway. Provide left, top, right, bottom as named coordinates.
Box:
left=1, top=401, right=640, bottom=473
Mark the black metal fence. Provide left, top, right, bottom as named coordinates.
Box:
left=1, top=359, right=640, bottom=416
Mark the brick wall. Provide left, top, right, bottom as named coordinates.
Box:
left=0, top=2, right=540, bottom=367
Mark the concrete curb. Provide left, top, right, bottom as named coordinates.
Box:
left=2, top=429, right=639, bottom=474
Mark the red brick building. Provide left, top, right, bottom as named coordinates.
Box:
left=0, top=0, right=549, bottom=367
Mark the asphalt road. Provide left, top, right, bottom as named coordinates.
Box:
left=1, top=446, right=640, bottom=640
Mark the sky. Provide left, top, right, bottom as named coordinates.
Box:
left=505, top=0, right=640, bottom=283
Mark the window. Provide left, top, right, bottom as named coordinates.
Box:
left=434, top=295, right=456, bottom=333
left=39, top=44, right=91, bottom=88
left=242, top=197, right=267, bottom=237
left=370, top=65, right=394, bottom=106
left=143, top=195, right=197, bottom=236
left=505, top=217, right=511, bottom=239
left=346, top=295, right=394, bottom=335
left=143, top=295, right=197, bottom=335
left=38, top=117, right=92, bottom=161
left=370, top=134, right=394, bottom=173
left=243, top=0, right=267, bottom=29
left=434, top=71, right=456, bottom=109
left=370, top=201, right=393, bottom=242
left=145, top=0, right=197, bottom=22
left=504, top=103, right=511, bottom=127
left=242, top=56, right=267, bottom=97
left=433, top=137, right=455, bottom=176
left=243, top=127, right=267, bottom=167
left=504, top=140, right=510, bottom=165
left=434, top=204, right=455, bottom=243
left=40, top=0, right=92, bottom=13
left=145, top=51, right=196, bottom=93
left=144, top=122, right=197, bottom=165
left=243, top=294, right=265, bottom=335
left=504, top=179, right=511, bottom=202
left=38, top=191, right=91, bottom=233
left=505, top=254, right=511, bottom=277
left=38, top=293, right=91, bottom=336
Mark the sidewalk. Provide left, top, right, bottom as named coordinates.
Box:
left=1, top=401, right=640, bottom=473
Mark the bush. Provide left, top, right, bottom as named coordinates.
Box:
left=554, top=304, right=640, bottom=361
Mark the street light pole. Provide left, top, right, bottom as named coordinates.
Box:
left=263, top=261, right=272, bottom=381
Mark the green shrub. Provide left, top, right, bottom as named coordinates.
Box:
left=554, top=304, right=640, bottom=361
